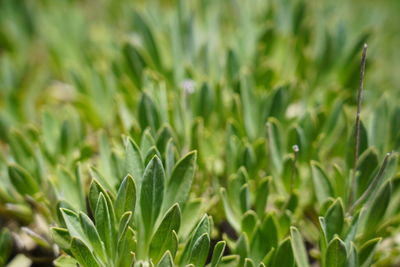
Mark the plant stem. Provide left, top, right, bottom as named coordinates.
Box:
left=350, top=43, right=368, bottom=206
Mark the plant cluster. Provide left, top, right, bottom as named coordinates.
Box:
left=0, top=0, right=399, bottom=266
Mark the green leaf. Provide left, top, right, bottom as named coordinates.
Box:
left=118, top=211, right=133, bottom=241
left=220, top=255, right=240, bottom=266
left=210, top=241, right=226, bottom=267
left=261, top=247, right=276, bottom=266
left=196, top=83, right=214, bottom=122
left=89, top=167, right=114, bottom=194
left=241, top=210, right=258, bottom=239
left=239, top=184, right=250, bottom=213
left=156, top=251, right=174, bottom=267
left=164, top=139, right=176, bottom=179
left=125, top=138, right=144, bottom=187
left=164, top=151, right=197, bottom=210
left=324, top=199, right=344, bottom=241
left=140, top=128, right=155, bottom=156
left=310, top=161, right=333, bottom=204
left=156, top=125, right=174, bottom=156
left=95, top=193, right=114, bottom=258
left=60, top=208, right=88, bottom=244
left=0, top=229, right=12, bottom=261
left=356, top=148, right=379, bottom=197
left=115, top=175, right=137, bottom=220
left=325, top=237, right=347, bottom=267
left=180, top=215, right=211, bottom=265
left=99, top=131, right=112, bottom=182
left=79, top=212, right=106, bottom=263
left=188, top=233, right=210, bottom=267
left=266, top=118, right=283, bottom=173
left=150, top=204, right=181, bottom=262
left=8, top=164, right=39, bottom=195
left=240, top=77, right=259, bottom=140
left=369, top=99, right=389, bottom=153
left=344, top=212, right=361, bottom=250
left=138, top=92, right=161, bottom=133
left=132, top=12, right=161, bottom=68
left=347, top=243, right=359, bottom=267
left=180, top=198, right=203, bottom=238
left=251, top=213, right=278, bottom=262
left=260, top=214, right=278, bottom=250
left=227, top=168, right=248, bottom=217
left=88, top=179, right=114, bottom=215
left=364, top=181, right=392, bottom=232
left=358, top=238, right=381, bottom=267
left=144, top=146, right=162, bottom=166
left=255, top=177, right=270, bottom=217
left=117, top=227, right=136, bottom=267
left=51, top=227, right=71, bottom=251
left=272, top=238, right=294, bottom=267
left=244, top=258, right=256, bottom=267
left=319, top=217, right=328, bottom=254
left=235, top=233, right=250, bottom=264
left=140, top=155, right=165, bottom=238
left=269, top=86, right=288, bottom=120
left=290, top=227, right=310, bottom=267
left=58, top=167, right=84, bottom=211
left=53, top=255, right=79, bottom=267
left=70, top=237, right=101, bottom=267
left=220, top=187, right=240, bottom=232
left=123, top=43, right=146, bottom=87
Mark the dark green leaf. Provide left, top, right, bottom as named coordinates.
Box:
left=150, top=204, right=181, bottom=262
left=210, top=241, right=226, bottom=267
left=358, top=238, right=381, bottom=267
left=364, top=181, right=392, bottom=232
left=325, top=237, right=347, bottom=267
left=188, top=233, right=210, bottom=267
left=138, top=92, right=161, bottom=133
left=324, top=199, right=344, bottom=241
left=272, top=238, right=294, bottom=267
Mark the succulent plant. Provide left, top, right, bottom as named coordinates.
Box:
left=1, top=0, right=400, bottom=266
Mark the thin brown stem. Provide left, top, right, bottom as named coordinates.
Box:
left=350, top=44, right=368, bottom=206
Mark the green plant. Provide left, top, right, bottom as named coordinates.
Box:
left=1, top=0, right=400, bottom=266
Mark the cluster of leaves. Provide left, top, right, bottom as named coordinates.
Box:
left=1, top=0, right=400, bottom=266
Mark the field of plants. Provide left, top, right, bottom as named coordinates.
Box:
left=1, top=0, right=400, bottom=266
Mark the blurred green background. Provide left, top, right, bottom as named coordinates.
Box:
left=0, top=0, right=399, bottom=131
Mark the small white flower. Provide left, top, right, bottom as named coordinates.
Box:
left=292, top=144, right=299, bottom=152
left=181, top=79, right=195, bottom=94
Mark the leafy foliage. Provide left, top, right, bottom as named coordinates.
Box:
left=0, top=0, right=400, bottom=266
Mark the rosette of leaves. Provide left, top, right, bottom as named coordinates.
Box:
left=51, top=137, right=225, bottom=266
